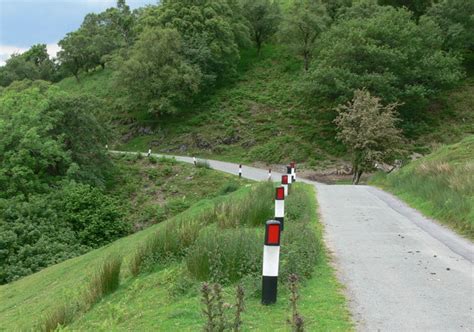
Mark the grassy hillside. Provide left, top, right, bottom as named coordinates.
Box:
left=0, top=182, right=352, bottom=331
left=57, top=45, right=473, bottom=171
left=109, top=154, right=249, bottom=230
left=371, top=136, right=474, bottom=239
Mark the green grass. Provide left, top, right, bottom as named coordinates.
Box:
left=371, top=136, right=474, bottom=239
left=63, top=184, right=352, bottom=331
left=109, top=154, right=249, bottom=229
left=0, top=183, right=352, bottom=331
left=0, top=185, right=256, bottom=330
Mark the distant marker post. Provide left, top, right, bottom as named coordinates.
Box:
left=275, top=187, right=285, bottom=231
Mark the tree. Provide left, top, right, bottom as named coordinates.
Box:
left=378, top=0, right=433, bottom=18
left=242, top=0, right=281, bottom=54
left=115, top=27, right=202, bottom=116
left=0, top=44, right=55, bottom=87
left=321, top=0, right=352, bottom=20
left=334, top=89, right=404, bottom=184
left=306, top=4, right=463, bottom=121
left=424, top=0, right=474, bottom=54
left=58, top=30, right=89, bottom=81
left=0, top=84, right=110, bottom=198
left=150, top=0, right=249, bottom=87
left=281, top=0, right=330, bottom=71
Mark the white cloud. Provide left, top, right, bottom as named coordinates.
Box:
left=46, top=43, right=62, bottom=58
left=0, top=43, right=62, bottom=66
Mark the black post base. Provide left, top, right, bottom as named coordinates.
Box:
left=262, top=276, right=278, bottom=305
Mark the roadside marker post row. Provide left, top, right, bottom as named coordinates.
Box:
left=261, top=162, right=297, bottom=305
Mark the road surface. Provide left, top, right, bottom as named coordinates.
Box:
left=115, top=151, right=474, bottom=331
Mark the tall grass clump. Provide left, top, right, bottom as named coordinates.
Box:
left=88, top=255, right=122, bottom=302
left=39, top=255, right=123, bottom=331
left=40, top=304, right=77, bottom=332
left=371, top=136, right=474, bottom=239
left=186, top=227, right=262, bottom=284
left=216, top=181, right=274, bottom=228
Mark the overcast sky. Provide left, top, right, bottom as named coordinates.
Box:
left=0, top=0, right=156, bottom=65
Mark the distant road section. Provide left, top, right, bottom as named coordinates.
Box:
left=114, top=151, right=474, bottom=331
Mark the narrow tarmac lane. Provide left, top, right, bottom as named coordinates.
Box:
left=115, top=151, right=474, bottom=331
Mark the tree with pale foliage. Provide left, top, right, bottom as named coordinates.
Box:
left=281, top=0, right=330, bottom=71
left=334, top=89, right=405, bottom=184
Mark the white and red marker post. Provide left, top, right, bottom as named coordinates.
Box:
left=268, top=168, right=272, bottom=181
left=147, top=148, right=152, bottom=157
left=286, top=165, right=293, bottom=192
left=290, top=162, right=296, bottom=182
left=262, top=219, right=282, bottom=305
left=281, top=175, right=289, bottom=197
left=274, top=186, right=285, bottom=231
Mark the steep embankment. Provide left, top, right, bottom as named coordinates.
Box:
left=0, top=179, right=352, bottom=331
left=371, top=136, right=474, bottom=239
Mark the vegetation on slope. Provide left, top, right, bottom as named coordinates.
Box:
left=0, top=182, right=352, bottom=331
left=67, top=184, right=352, bottom=331
left=371, top=136, right=474, bottom=239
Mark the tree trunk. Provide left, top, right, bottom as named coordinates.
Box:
left=256, top=41, right=262, bottom=55
left=304, top=55, right=309, bottom=71
left=354, top=171, right=363, bottom=185
left=352, top=165, right=358, bottom=184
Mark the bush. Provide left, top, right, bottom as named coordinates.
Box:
left=60, top=183, right=130, bottom=247
left=186, top=227, right=262, bottom=284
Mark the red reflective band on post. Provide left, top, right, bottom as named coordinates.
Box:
left=282, top=175, right=288, bottom=184
left=266, top=224, right=280, bottom=245
left=275, top=187, right=284, bottom=200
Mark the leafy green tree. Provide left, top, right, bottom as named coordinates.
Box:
left=0, top=84, right=110, bottom=198
left=281, top=0, right=330, bottom=71
left=242, top=0, right=281, bottom=54
left=0, top=44, right=55, bottom=87
left=334, top=89, right=405, bottom=184
left=378, top=0, right=433, bottom=18
left=58, top=0, right=137, bottom=80
left=101, top=0, right=136, bottom=47
left=306, top=4, right=463, bottom=120
left=58, top=30, right=89, bottom=81
left=424, top=0, right=474, bottom=54
left=321, top=0, right=352, bottom=20
left=116, top=27, right=202, bottom=116
left=150, top=0, right=249, bottom=86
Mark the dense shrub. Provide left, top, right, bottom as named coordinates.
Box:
left=60, top=183, right=130, bottom=247
left=0, top=183, right=129, bottom=284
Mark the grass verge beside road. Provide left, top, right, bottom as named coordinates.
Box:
left=371, top=136, right=474, bottom=240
